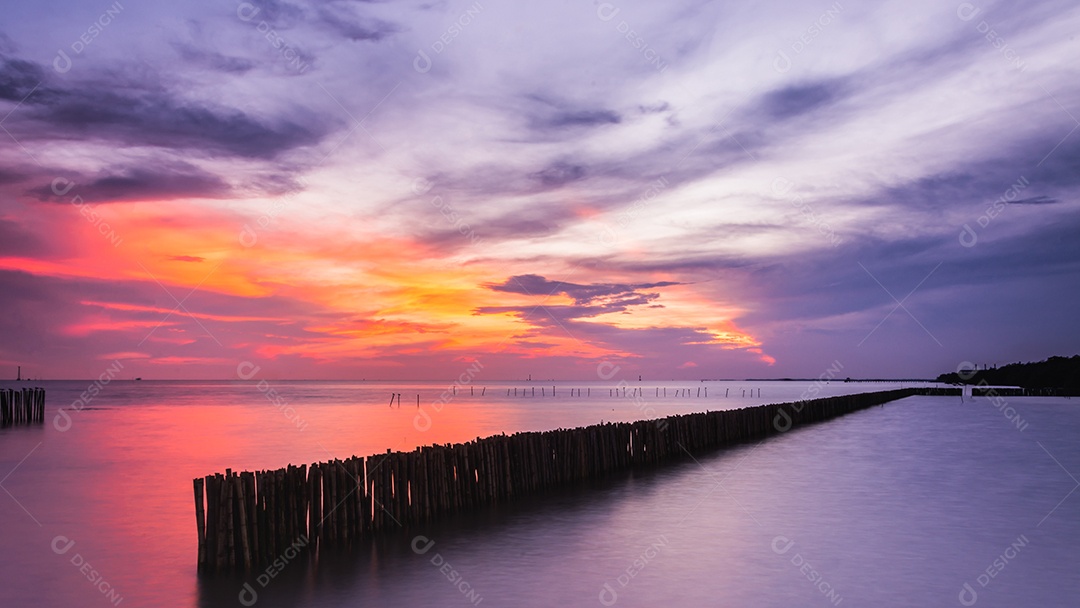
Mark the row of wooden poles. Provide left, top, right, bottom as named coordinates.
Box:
left=1, top=387, right=45, bottom=426
left=193, top=388, right=950, bottom=574
left=391, top=386, right=768, bottom=401
left=498, top=387, right=763, bottom=398
left=970, top=386, right=1079, bottom=397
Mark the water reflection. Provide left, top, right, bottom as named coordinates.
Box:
left=2, top=382, right=1077, bottom=607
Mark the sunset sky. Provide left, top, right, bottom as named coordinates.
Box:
left=1, top=0, right=1078, bottom=380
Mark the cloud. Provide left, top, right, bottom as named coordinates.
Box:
left=0, top=54, right=43, bottom=101
left=41, top=92, right=324, bottom=159
left=1009, top=196, right=1059, bottom=206
left=3, top=0, right=1080, bottom=379
left=475, top=274, right=699, bottom=356
left=316, top=3, right=400, bottom=41
left=241, top=0, right=306, bottom=27
left=0, top=32, right=17, bottom=55
left=1, top=56, right=330, bottom=159
left=172, top=42, right=256, bottom=74
left=519, top=94, right=624, bottom=132
left=530, top=161, right=587, bottom=188
left=28, top=162, right=232, bottom=203
left=417, top=205, right=563, bottom=249
left=0, top=219, right=51, bottom=258
left=0, top=167, right=27, bottom=184
left=761, top=80, right=846, bottom=120
left=486, top=274, right=682, bottom=305
left=638, top=102, right=670, bottom=114
left=546, top=109, right=622, bottom=128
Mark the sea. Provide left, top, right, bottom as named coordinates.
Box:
left=0, top=379, right=1076, bottom=607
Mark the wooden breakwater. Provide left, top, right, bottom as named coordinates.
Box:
left=1, top=387, right=45, bottom=426
left=193, top=388, right=940, bottom=574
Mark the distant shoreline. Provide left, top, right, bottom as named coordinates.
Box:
left=0, top=377, right=948, bottom=383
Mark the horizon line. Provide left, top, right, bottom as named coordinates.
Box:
left=1, top=377, right=945, bottom=383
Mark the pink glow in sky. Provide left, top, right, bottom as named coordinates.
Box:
left=1, top=0, right=1078, bottom=379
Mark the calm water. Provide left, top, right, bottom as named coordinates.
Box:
left=1, top=380, right=1077, bottom=607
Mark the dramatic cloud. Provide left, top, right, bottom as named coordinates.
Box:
left=485, top=274, right=681, bottom=306
left=760, top=80, right=846, bottom=120
left=316, top=4, right=400, bottom=41
left=1, top=57, right=329, bottom=159
left=0, top=0, right=1077, bottom=379
left=28, top=162, right=232, bottom=203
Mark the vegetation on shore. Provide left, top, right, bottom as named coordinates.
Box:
left=936, top=355, right=1080, bottom=389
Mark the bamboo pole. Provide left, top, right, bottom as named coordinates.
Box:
left=193, top=478, right=206, bottom=571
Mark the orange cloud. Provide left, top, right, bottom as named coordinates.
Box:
left=6, top=195, right=772, bottom=375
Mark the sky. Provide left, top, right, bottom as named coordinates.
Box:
left=0, top=0, right=1078, bottom=381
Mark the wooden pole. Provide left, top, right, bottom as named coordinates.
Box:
left=193, top=478, right=206, bottom=571
left=235, top=474, right=252, bottom=571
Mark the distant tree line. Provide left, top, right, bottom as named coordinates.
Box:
left=936, top=355, right=1080, bottom=389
